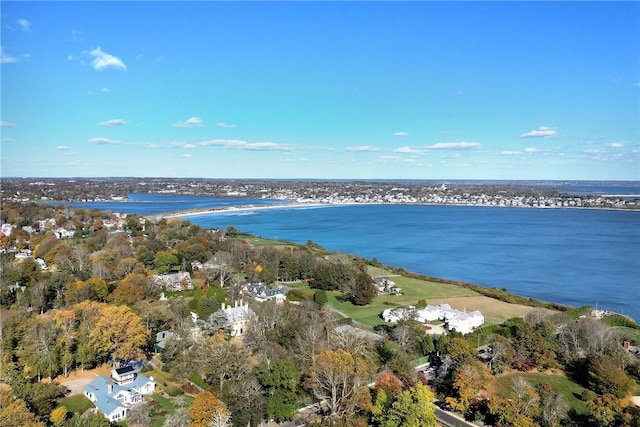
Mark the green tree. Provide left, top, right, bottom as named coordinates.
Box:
left=154, top=251, right=179, bottom=274
left=256, top=359, right=301, bottom=422
left=85, top=277, right=108, bottom=301
left=347, top=268, right=377, bottom=306
left=313, top=290, right=328, bottom=306
left=371, top=382, right=437, bottom=427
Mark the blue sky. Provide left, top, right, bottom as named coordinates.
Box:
left=1, top=1, right=639, bottom=180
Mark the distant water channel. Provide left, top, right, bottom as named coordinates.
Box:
left=66, top=192, right=640, bottom=322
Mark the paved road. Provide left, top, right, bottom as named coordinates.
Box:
left=435, top=407, right=477, bottom=427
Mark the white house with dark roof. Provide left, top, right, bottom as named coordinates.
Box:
left=83, top=367, right=155, bottom=422
left=243, top=282, right=288, bottom=303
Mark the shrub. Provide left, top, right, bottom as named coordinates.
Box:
left=313, top=290, right=328, bottom=305
left=288, top=288, right=314, bottom=301
left=165, top=385, right=184, bottom=396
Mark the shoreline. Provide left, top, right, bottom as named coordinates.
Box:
left=145, top=200, right=639, bottom=221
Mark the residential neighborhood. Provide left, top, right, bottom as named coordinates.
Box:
left=1, top=198, right=638, bottom=427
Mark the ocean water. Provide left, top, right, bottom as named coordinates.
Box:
left=63, top=191, right=640, bottom=321
left=190, top=204, right=640, bottom=321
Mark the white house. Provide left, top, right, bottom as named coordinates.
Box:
left=54, top=227, right=75, bottom=239
left=415, top=303, right=484, bottom=334
left=373, top=276, right=401, bottom=294
left=215, top=301, right=254, bottom=337
left=84, top=367, right=155, bottom=422
left=382, top=306, right=415, bottom=323
left=384, top=303, right=484, bottom=334
left=1, top=223, right=14, bottom=236
left=244, top=283, right=287, bottom=303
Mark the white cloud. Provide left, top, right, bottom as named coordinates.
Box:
left=88, top=137, right=119, bottom=144
left=87, top=87, right=110, bottom=95
left=173, top=116, right=204, bottom=127
left=17, top=19, right=31, bottom=32
left=56, top=145, right=71, bottom=150
left=184, top=144, right=196, bottom=149
left=98, top=119, right=127, bottom=126
left=520, top=126, right=558, bottom=138
left=200, top=139, right=293, bottom=151
left=426, top=142, right=481, bottom=149
left=89, top=47, right=126, bottom=70
left=376, top=155, right=416, bottom=164
left=0, top=120, right=16, bottom=128
left=181, top=153, right=192, bottom=158
left=524, top=147, right=539, bottom=153
left=608, top=142, right=624, bottom=148
left=2, top=138, right=14, bottom=143
left=345, top=145, right=380, bottom=152
left=584, top=149, right=601, bottom=154
left=501, top=150, right=520, bottom=155
left=394, top=146, right=422, bottom=154
left=216, top=122, right=236, bottom=128
left=634, top=82, right=640, bottom=88
left=1, top=47, right=19, bottom=63
left=393, top=131, right=409, bottom=137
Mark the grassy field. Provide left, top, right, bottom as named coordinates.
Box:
left=490, top=371, right=588, bottom=415
left=57, top=394, right=93, bottom=414
left=320, top=266, right=558, bottom=328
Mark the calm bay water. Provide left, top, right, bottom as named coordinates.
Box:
left=67, top=192, right=640, bottom=321
left=191, top=204, right=640, bottom=321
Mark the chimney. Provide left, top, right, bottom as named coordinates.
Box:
left=107, top=382, right=113, bottom=394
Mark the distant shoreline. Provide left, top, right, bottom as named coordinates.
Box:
left=146, top=202, right=329, bottom=220
left=146, top=200, right=639, bottom=221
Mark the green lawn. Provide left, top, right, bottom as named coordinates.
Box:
left=323, top=272, right=479, bottom=328
left=614, top=326, right=640, bottom=344
left=57, top=394, right=93, bottom=414
left=493, top=372, right=588, bottom=415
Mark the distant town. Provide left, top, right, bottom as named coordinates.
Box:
left=1, top=177, right=639, bottom=210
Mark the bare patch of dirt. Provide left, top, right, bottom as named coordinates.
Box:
left=430, top=296, right=558, bottom=324
left=55, top=365, right=112, bottom=395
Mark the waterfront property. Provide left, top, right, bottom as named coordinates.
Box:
left=383, top=303, right=484, bottom=334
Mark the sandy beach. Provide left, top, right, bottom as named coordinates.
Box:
left=146, top=201, right=332, bottom=220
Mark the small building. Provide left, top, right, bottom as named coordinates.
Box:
left=155, top=330, right=176, bottom=353
left=373, top=276, right=401, bottom=294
